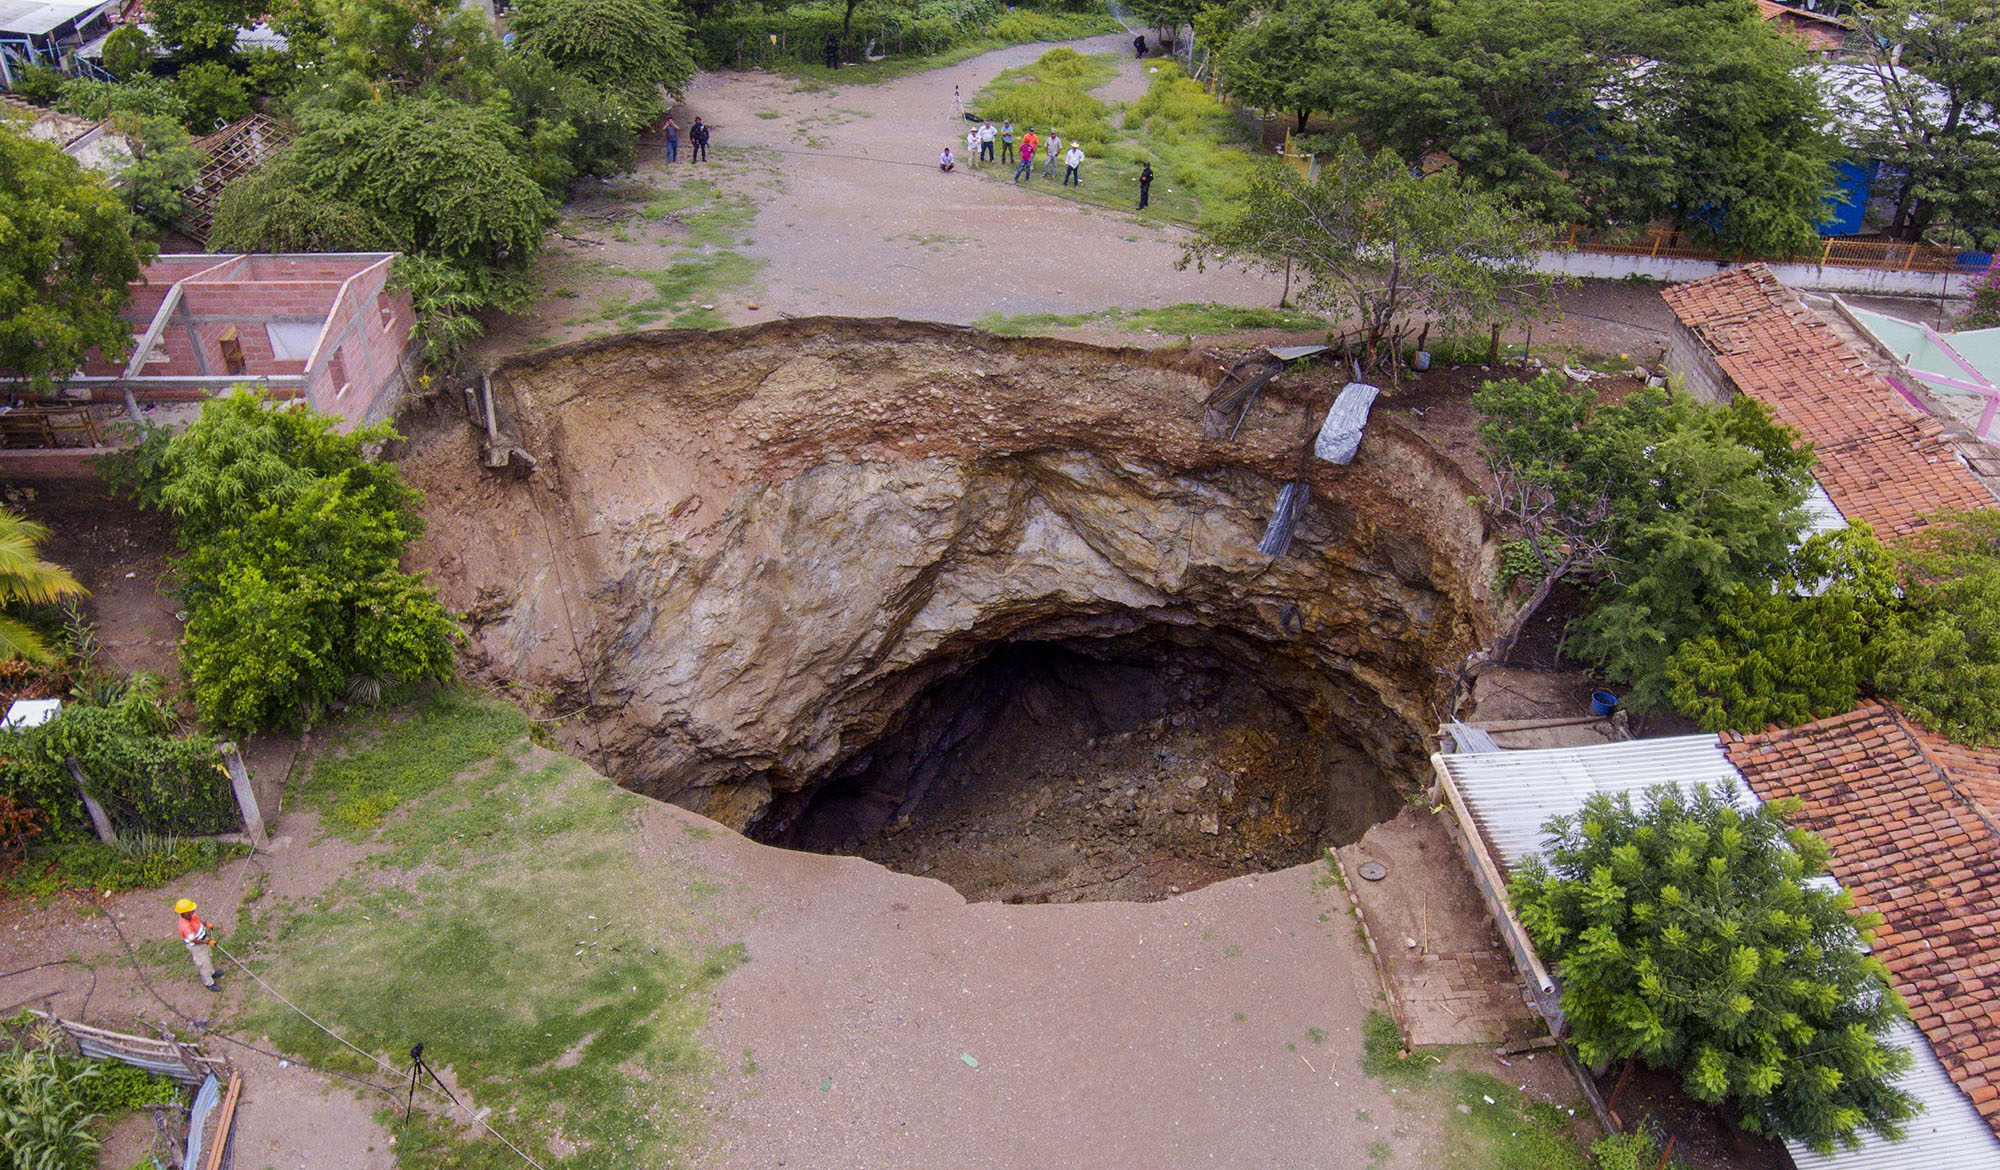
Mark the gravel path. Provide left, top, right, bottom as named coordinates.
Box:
left=674, top=34, right=1285, bottom=323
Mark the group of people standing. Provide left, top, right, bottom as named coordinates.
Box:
left=939, top=119, right=1151, bottom=207
left=662, top=116, right=711, bottom=163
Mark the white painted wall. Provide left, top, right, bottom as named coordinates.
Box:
left=1531, top=251, right=1974, bottom=297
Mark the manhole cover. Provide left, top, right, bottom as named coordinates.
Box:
left=1357, top=861, right=1387, bottom=882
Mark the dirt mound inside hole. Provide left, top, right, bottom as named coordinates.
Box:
left=400, top=319, right=1497, bottom=895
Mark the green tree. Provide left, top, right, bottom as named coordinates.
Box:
left=1665, top=524, right=1898, bottom=731
left=1474, top=376, right=1813, bottom=703
left=209, top=98, right=554, bottom=282
left=514, top=0, right=695, bottom=95
left=1216, top=0, right=1834, bottom=253
left=1872, top=509, right=2000, bottom=744
left=170, top=60, right=252, bottom=131
left=1837, top=0, right=2000, bottom=243
left=1182, top=141, right=1556, bottom=353
left=101, top=24, right=157, bottom=80
left=309, top=0, right=501, bottom=100
left=148, top=0, right=257, bottom=60
left=104, top=114, right=205, bottom=230
left=1511, top=784, right=1917, bottom=1154
left=0, top=127, right=152, bottom=390
left=1215, top=0, right=1334, bottom=132
left=0, top=512, right=86, bottom=663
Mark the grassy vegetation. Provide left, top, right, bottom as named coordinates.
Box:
left=976, top=302, right=1328, bottom=337
left=1359, top=1010, right=1596, bottom=1170
left=240, top=690, right=742, bottom=1169
left=553, top=163, right=767, bottom=335
left=970, top=56, right=1259, bottom=225
left=972, top=48, right=1121, bottom=142
left=2, top=835, right=246, bottom=899
left=774, top=7, right=1120, bottom=87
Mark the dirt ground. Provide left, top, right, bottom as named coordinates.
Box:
left=9, top=478, right=181, bottom=684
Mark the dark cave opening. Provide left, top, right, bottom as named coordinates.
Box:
left=752, top=630, right=1407, bottom=903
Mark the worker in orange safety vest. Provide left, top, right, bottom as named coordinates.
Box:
left=175, top=898, right=220, bottom=992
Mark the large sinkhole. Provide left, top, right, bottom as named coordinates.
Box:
left=751, top=627, right=1403, bottom=904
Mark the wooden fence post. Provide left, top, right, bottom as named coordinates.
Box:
left=215, top=742, right=268, bottom=849
left=63, top=755, right=117, bottom=846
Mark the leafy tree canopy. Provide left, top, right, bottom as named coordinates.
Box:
left=1182, top=140, right=1556, bottom=351
left=211, top=98, right=554, bottom=278
left=0, top=127, right=152, bottom=390
left=1872, top=509, right=2000, bottom=745
left=1665, top=524, right=1897, bottom=732
left=1474, top=374, right=1813, bottom=704
left=512, top=0, right=697, bottom=97
left=1836, top=0, right=2000, bottom=244
left=149, top=0, right=257, bottom=60
left=101, top=25, right=158, bottom=80
left=1512, top=784, right=1916, bottom=1154
left=1217, top=0, right=1836, bottom=256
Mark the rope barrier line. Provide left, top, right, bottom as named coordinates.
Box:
left=214, top=944, right=552, bottom=1170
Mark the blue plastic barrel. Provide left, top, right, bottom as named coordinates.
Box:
left=1590, top=690, right=1620, bottom=717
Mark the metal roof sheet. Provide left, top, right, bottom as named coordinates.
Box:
left=0, top=0, right=108, bottom=36
left=1804, top=478, right=1848, bottom=538
left=1439, top=734, right=1746, bottom=870
left=1441, top=736, right=2000, bottom=1170
left=1790, top=1018, right=2000, bottom=1170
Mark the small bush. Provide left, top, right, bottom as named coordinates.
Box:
left=9, top=64, right=64, bottom=105
left=2, top=835, right=242, bottom=899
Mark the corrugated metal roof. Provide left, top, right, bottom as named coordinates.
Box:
left=1440, top=734, right=1746, bottom=870
left=1790, top=1019, right=2000, bottom=1170
left=1804, top=477, right=1848, bottom=537
left=1441, top=736, right=2000, bottom=1170
left=0, top=0, right=108, bottom=36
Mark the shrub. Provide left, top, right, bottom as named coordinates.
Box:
left=1665, top=524, right=1897, bottom=731
left=126, top=390, right=458, bottom=731
left=101, top=25, right=157, bottom=81
left=1511, top=784, right=1916, bottom=1154
left=0, top=1048, right=100, bottom=1170
left=0, top=675, right=232, bottom=843
left=9, top=64, right=64, bottom=105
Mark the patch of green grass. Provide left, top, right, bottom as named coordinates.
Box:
left=772, top=10, right=1120, bottom=87
left=973, top=49, right=1122, bottom=144
left=1357, top=1008, right=1594, bottom=1170
left=1368, top=1140, right=1393, bottom=1168
left=1441, top=1071, right=1591, bottom=1170
left=246, top=692, right=742, bottom=1169
left=1306, top=1026, right=1326, bottom=1045
left=301, top=689, right=531, bottom=838
left=1360, top=1009, right=1434, bottom=1084
left=596, top=252, right=762, bottom=330
left=976, top=302, right=1328, bottom=338
left=974, top=62, right=1258, bottom=226
left=755, top=109, right=781, bottom=119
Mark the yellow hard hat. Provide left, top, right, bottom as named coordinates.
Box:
left=174, top=899, right=197, bottom=914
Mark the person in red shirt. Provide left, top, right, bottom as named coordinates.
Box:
left=176, top=898, right=220, bottom=992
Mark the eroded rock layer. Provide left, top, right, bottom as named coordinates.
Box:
left=403, top=319, right=1495, bottom=840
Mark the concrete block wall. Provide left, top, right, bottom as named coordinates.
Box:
left=1665, top=320, right=1737, bottom=405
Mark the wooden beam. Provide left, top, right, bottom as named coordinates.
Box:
left=203, top=1071, right=243, bottom=1170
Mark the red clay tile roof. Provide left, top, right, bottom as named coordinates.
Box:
left=1726, top=703, right=2000, bottom=1136
left=1662, top=265, right=1996, bottom=537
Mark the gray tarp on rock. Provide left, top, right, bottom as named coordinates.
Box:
left=1313, top=382, right=1381, bottom=465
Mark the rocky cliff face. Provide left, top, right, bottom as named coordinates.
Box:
left=402, top=319, right=1496, bottom=835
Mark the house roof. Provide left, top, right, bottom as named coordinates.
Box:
left=1438, top=730, right=2000, bottom=1166
left=1726, top=704, right=2000, bottom=1140
left=0, top=0, right=108, bottom=35
left=1661, top=266, right=1996, bottom=537
left=1755, top=0, right=1850, bottom=31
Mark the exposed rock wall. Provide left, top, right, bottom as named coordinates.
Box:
left=402, top=319, right=1496, bottom=831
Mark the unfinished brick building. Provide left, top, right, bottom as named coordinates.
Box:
left=68, top=252, right=418, bottom=431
